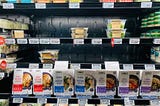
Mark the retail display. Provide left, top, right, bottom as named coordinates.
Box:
left=71, top=27, right=88, bottom=39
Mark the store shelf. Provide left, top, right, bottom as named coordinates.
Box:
left=4, top=38, right=159, bottom=45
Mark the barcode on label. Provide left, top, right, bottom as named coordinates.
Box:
left=78, top=99, right=87, bottom=105
left=5, top=39, right=16, bottom=44
left=69, top=2, right=80, bottom=9
left=3, top=3, right=14, bottom=9
left=145, top=64, right=155, bottom=70
left=100, top=99, right=110, bottom=105
left=29, top=39, right=39, bottom=44
left=74, top=39, right=84, bottom=44
left=103, top=3, right=114, bottom=8
left=141, top=2, right=152, bottom=8
left=37, top=98, right=47, bottom=104
left=70, top=64, right=80, bottom=69
left=7, top=63, right=17, bottom=69
left=129, top=38, right=140, bottom=44
left=40, top=38, right=50, bottom=44
left=153, top=39, right=160, bottom=44
left=50, top=38, right=60, bottom=44
left=13, top=98, right=23, bottom=103
left=92, top=64, right=101, bottom=69
left=123, top=64, right=133, bottom=70
left=58, top=99, right=68, bottom=104
left=43, top=64, right=53, bottom=69
left=29, top=64, right=39, bottom=69
left=114, top=39, right=122, bottom=44
left=92, top=39, right=102, bottom=44
left=17, top=39, right=28, bottom=44
left=35, top=3, right=46, bottom=9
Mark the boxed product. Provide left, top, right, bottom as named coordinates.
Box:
left=20, top=0, right=33, bottom=3
left=12, top=30, right=24, bottom=38
left=71, top=27, right=88, bottom=39
left=12, top=69, right=33, bottom=95
left=6, top=0, right=17, bottom=3
left=107, top=19, right=126, bottom=30
left=52, top=0, right=67, bottom=3
left=117, top=0, right=133, bottom=2
left=69, top=0, right=83, bottom=2
left=106, top=29, right=126, bottom=38
left=53, top=69, right=74, bottom=97
left=99, top=0, right=116, bottom=2
left=134, top=0, right=151, bottom=1
left=36, top=0, right=51, bottom=3
left=75, top=69, right=96, bottom=97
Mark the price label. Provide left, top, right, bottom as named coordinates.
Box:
left=50, top=38, right=60, bottom=44
left=70, top=63, right=80, bottom=69
left=114, top=39, right=122, bottom=44
left=37, top=98, right=47, bottom=104
left=100, top=99, right=110, bottom=105
left=43, top=64, right=53, bottom=69
left=74, top=39, right=84, bottom=44
left=153, top=39, right=160, bottom=44
left=29, top=63, right=39, bottom=69
left=3, top=3, right=14, bottom=9
left=141, top=2, right=152, bottom=8
left=103, top=2, right=114, bottom=8
left=145, top=64, right=155, bottom=70
left=92, top=64, right=101, bottom=69
left=92, top=39, right=102, bottom=44
left=54, top=61, right=68, bottom=70
left=40, top=38, right=50, bottom=44
left=105, top=61, right=120, bottom=70
left=35, top=3, right=46, bottom=9
left=124, top=98, right=134, bottom=106
left=78, top=99, right=87, bottom=105
left=7, top=63, right=17, bottom=69
left=123, top=64, right=133, bottom=70
left=13, top=98, right=23, bottom=103
left=29, top=38, right=39, bottom=44
left=129, top=38, right=140, bottom=44
left=5, top=39, right=15, bottom=44
left=58, top=98, right=68, bottom=104
left=17, top=39, right=28, bottom=44
left=69, top=2, right=80, bottom=9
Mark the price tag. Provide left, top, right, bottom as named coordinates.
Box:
left=100, top=99, right=110, bottom=105
left=35, top=3, right=46, bottom=9
left=50, top=38, right=60, bottom=44
left=145, top=64, right=155, bottom=70
left=153, top=39, right=160, bottom=44
left=29, top=63, right=39, bottom=69
left=123, top=64, right=133, bottom=70
left=141, top=2, right=152, bottom=8
left=29, top=38, right=39, bottom=44
left=58, top=98, right=68, bottom=104
left=124, top=98, right=133, bottom=106
left=70, top=63, right=80, bottom=69
left=103, top=2, right=114, bottom=8
left=17, top=39, right=28, bottom=44
left=92, top=39, right=102, bottom=44
left=43, top=64, right=53, bottom=69
left=92, top=64, right=101, bottom=69
left=69, top=2, right=80, bottom=9
left=37, top=98, right=47, bottom=104
left=3, top=3, right=14, bottom=9
left=13, top=98, right=23, bottom=103
left=74, top=39, right=84, bottom=44
left=114, top=39, right=122, bottom=44
left=129, top=38, right=140, bottom=44
left=54, top=61, right=68, bottom=70
left=78, top=99, right=87, bottom=105
left=7, top=63, right=17, bottom=69
left=5, top=39, right=15, bottom=44
left=151, top=100, right=160, bottom=106
left=40, top=38, right=50, bottom=44
left=105, top=61, right=120, bottom=70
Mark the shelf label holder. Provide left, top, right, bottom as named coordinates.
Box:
left=50, top=38, right=60, bottom=44
left=141, top=2, right=152, bottom=8
left=69, top=2, right=80, bottom=9
left=103, top=2, right=114, bottom=8
left=54, top=61, right=68, bottom=69
left=5, top=39, right=16, bottom=44
left=17, top=39, right=28, bottom=44
left=92, top=39, right=102, bottom=44
left=35, top=3, right=46, bottom=9
left=92, top=64, right=101, bottom=69
left=29, top=63, right=39, bottom=69
left=13, top=98, right=23, bottom=103
left=3, top=3, right=14, bottom=9
left=70, top=63, right=80, bottom=69
left=37, top=98, right=47, bottom=104
left=129, top=38, right=140, bottom=44
left=145, top=64, right=155, bottom=70
left=74, top=39, right=84, bottom=44
left=43, top=64, right=53, bottom=69
left=123, top=64, right=133, bottom=70
left=105, top=61, right=120, bottom=70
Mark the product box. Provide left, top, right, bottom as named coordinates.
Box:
left=12, top=69, right=33, bottom=95
left=75, top=69, right=96, bottom=97
left=12, top=30, right=24, bottom=38
left=54, top=69, right=74, bottom=97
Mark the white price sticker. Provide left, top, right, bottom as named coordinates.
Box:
left=69, top=2, right=80, bottom=9
left=70, top=63, right=80, bottom=69
left=114, top=39, right=122, bottom=44
left=40, top=38, right=50, bottom=44
left=50, top=38, right=60, bottom=44
left=92, top=39, right=102, bottom=44
left=54, top=61, right=68, bottom=70
left=29, top=63, right=39, bottom=69
left=103, top=2, right=114, bottom=8
left=35, top=3, right=46, bottom=9
left=29, top=38, right=39, bottom=44
left=58, top=98, right=68, bottom=104
left=92, top=64, right=101, bottom=69
left=7, top=63, right=17, bottom=69
left=141, top=2, right=152, bottom=8
left=124, top=98, right=134, bottom=106
left=17, top=39, right=28, bottom=44
left=43, top=64, right=53, bottom=69
left=3, top=3, right=14, bottom=9
left=78, top=99, right=87, bottom=105
left=145, top=64, right=155, bottom=70
left=13, top=98, right=23, bottom=103
left=5, top=39, right=15, bottom=44
left=153, top=39, right=160, bottom=44
left=74, top=39, right=84, bottom=44
left=105, top=61, right=120, bottom=70
left=100, top=99, right=110, bottom=105
left=129, top=38, right=140, bottom=44
left=37, top=98, right=47, bottom=104
left=123, top=64, right=133, bottom=70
